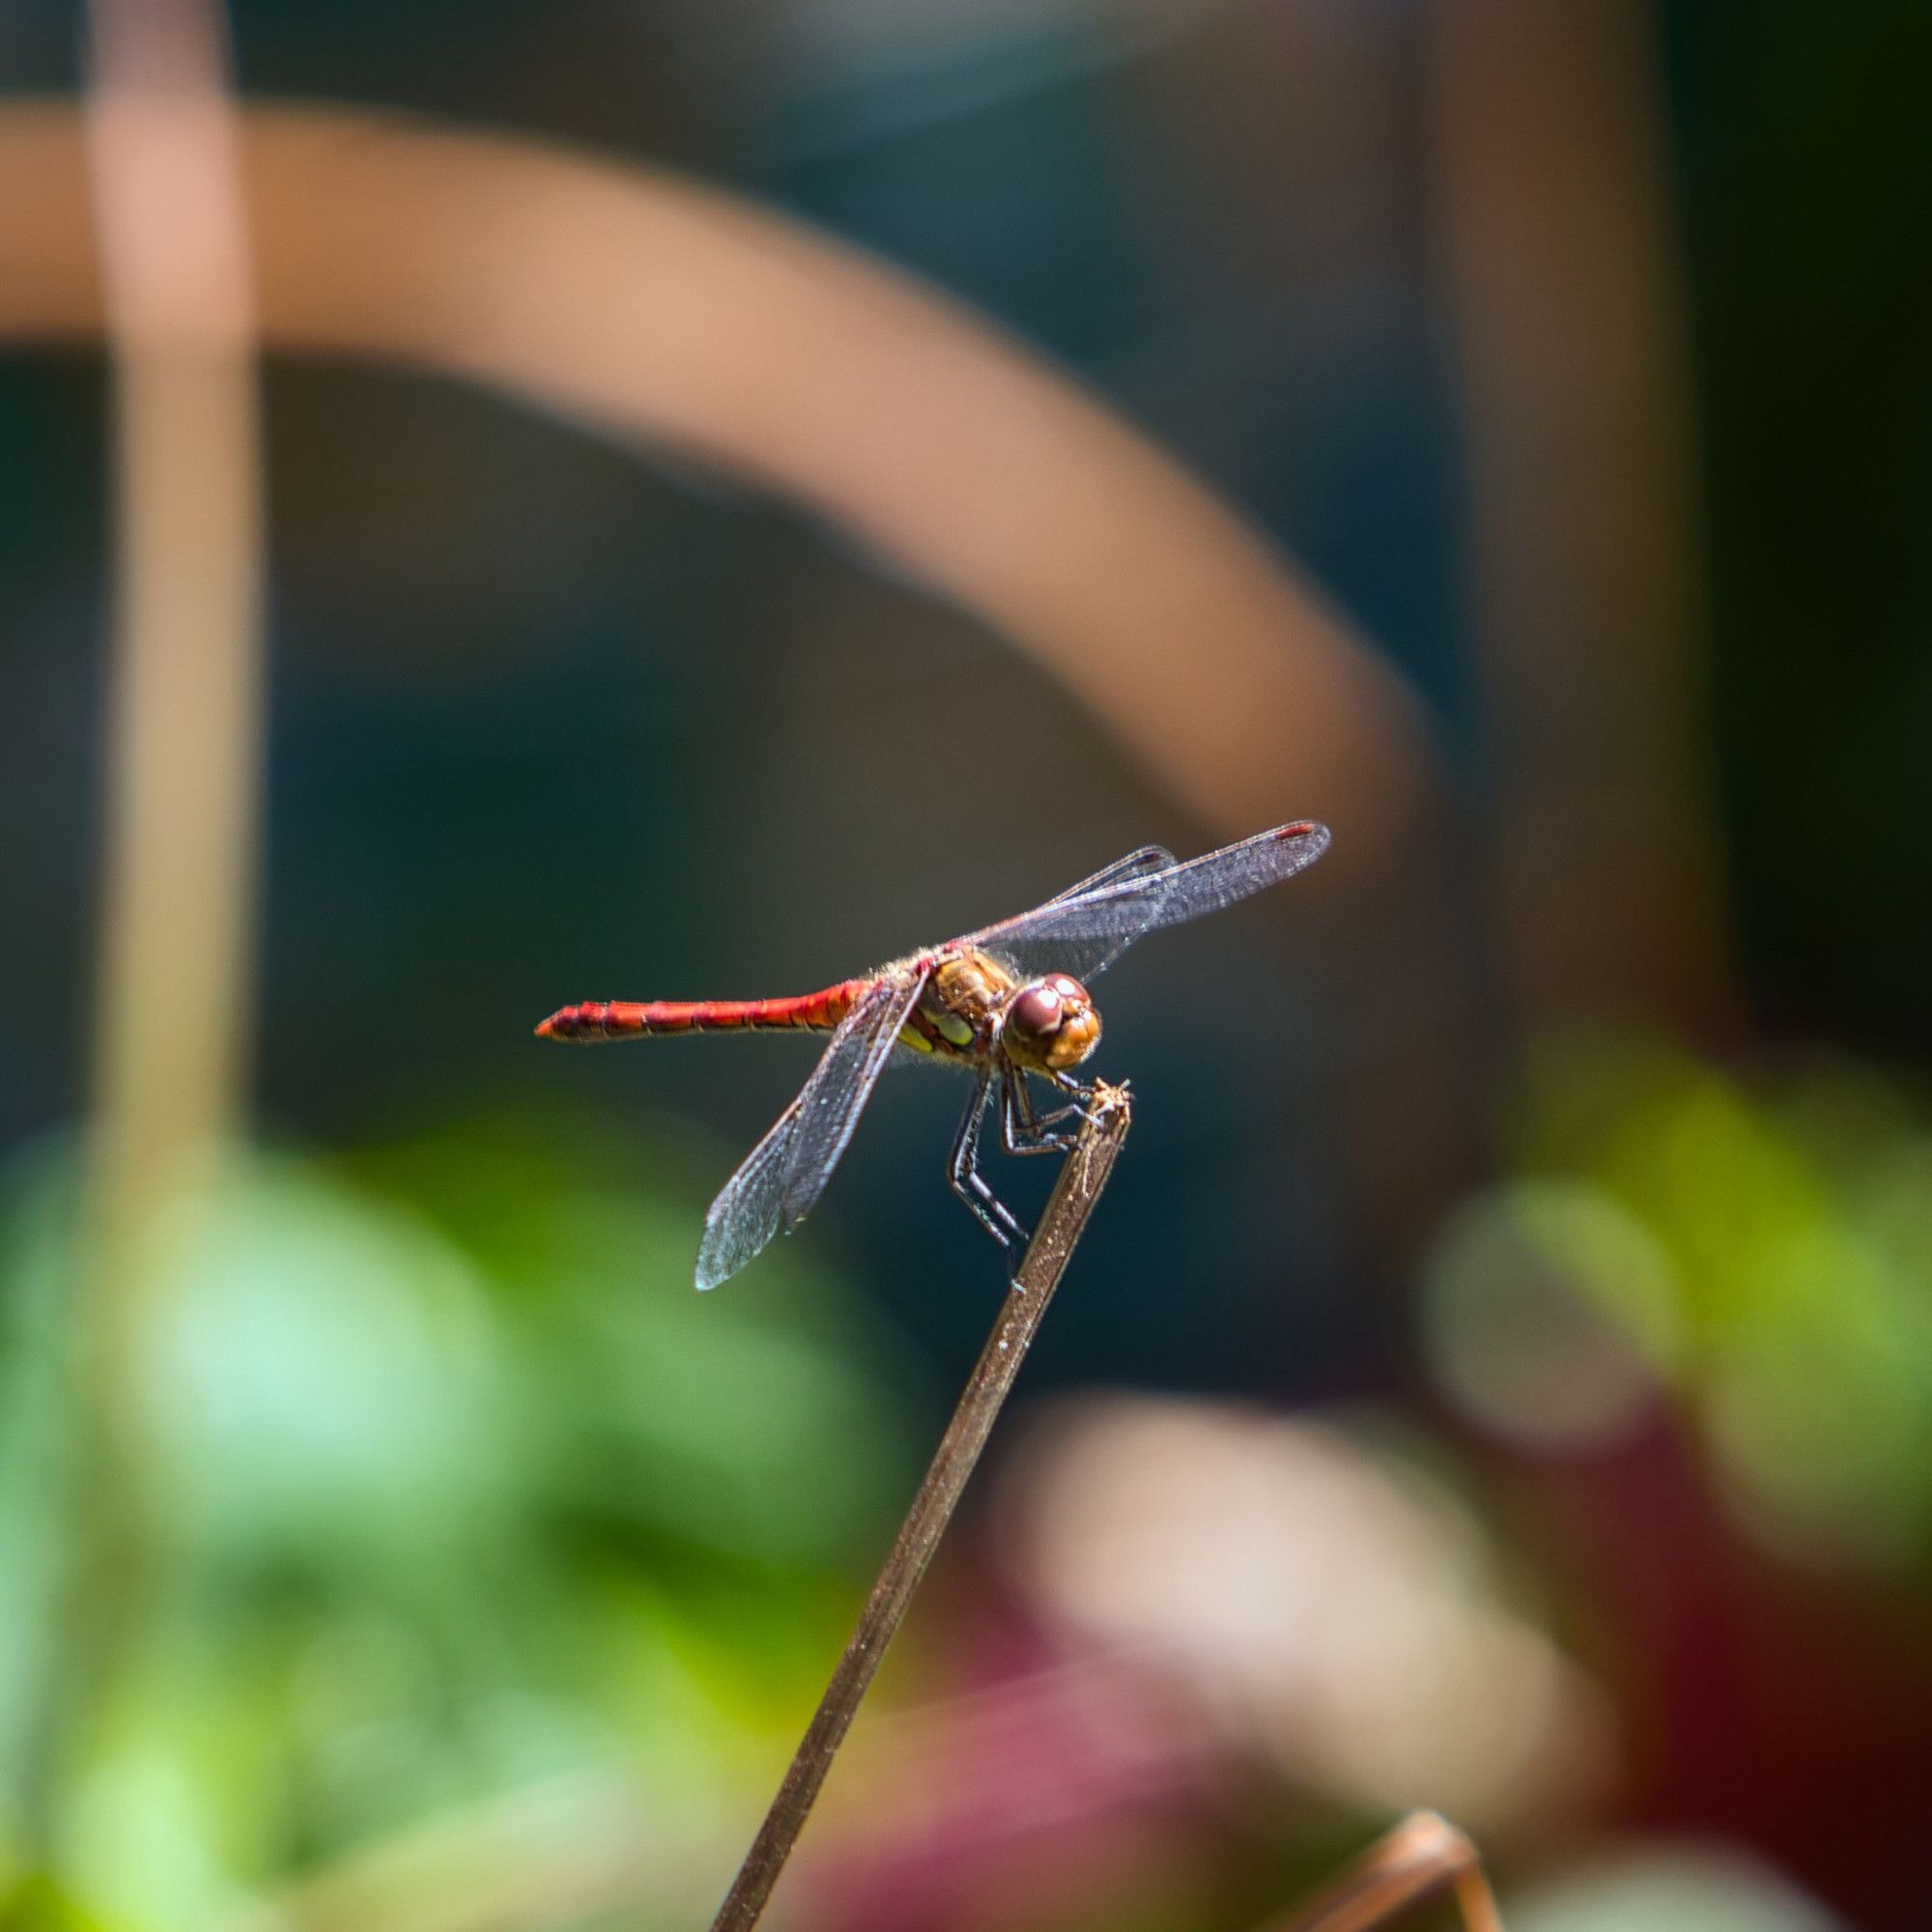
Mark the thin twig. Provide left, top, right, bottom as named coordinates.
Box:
left=1259, top=1812, right=1503, bottom=1932
left=707, top=1083, right=1133, bottom=1932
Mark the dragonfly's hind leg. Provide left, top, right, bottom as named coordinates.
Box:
left=949, top=1068, right=1031, bottom=1256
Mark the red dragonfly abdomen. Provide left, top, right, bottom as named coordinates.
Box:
left=536, top=980, right=864, bottom=1043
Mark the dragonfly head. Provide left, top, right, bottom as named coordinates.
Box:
left=1003, top=974, right=1100, bottom=1072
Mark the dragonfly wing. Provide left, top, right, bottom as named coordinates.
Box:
left=778, top=969, right=928, bottom=1228
left=1044, top=844, right=1177, bottom=906
left=972, top=844, right=1179, bottom=981
left=982, top=911, right=1156, bottom=984
left=963, top=820, right=1331, bottom=977
left=695, top=970, right=927, bottom=1291
left=1090, top=819, right=1330, bottom=930
left=696, top=1097, right=803, bottom=1292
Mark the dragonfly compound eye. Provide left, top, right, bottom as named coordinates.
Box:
left=1009, top=984, right=1065, bottom=1040
left=1007, top=976, right=1100, bottom=1071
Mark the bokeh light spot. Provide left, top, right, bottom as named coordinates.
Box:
left=1423, top=1179, right=1680, bottom=1451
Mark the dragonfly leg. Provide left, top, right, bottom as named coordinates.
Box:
left=1051, top=1070, right=1099, bottom=1104
left=1001, top=1070, right=1082, bottom=1156
left=950, top=1068, right=1032, bottom=1256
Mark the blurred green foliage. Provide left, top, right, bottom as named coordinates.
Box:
left=0, top=1120, right=924, bottom=1927
left=1430, top=1031, right=1932, bottom=1574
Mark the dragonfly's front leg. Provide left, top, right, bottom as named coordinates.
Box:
left=949, top=1067, right=1031, bottom=1256
left=1001, top=1068, right=1095, bottom=1154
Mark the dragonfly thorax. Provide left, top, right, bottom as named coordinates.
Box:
left=918, top=951, right=1101, bottom=1074
left=922, top=950, right=1011, bottom=1051
left=1001, top=972, right=1101, bottom=1073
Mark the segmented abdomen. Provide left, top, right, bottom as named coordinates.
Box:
left=536, top=980, right=862, bottom=1042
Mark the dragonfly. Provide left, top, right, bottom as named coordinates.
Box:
left=537, top=818, right=1331, bottom=1290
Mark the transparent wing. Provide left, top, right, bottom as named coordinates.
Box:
left=779, top=971, right=927, bottom=1227
left=695, top=1096, right=803, bottom=1292
left=963, top=820, right=1331, bottom=979
left=695, top=970, right=927, bottom=1291
left=975, top=843, right=1178, bottom=981
left=1044, top=844, right=1177, bottom=906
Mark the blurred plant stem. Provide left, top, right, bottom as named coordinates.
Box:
left=708, top=1085, right=1132, bottom=1932
left=18, top=0, right=266, bottom=1851
left=1429, top=0, right=1731, bottom=1036
left=1261, top=1812, right=1503, bottom=1932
